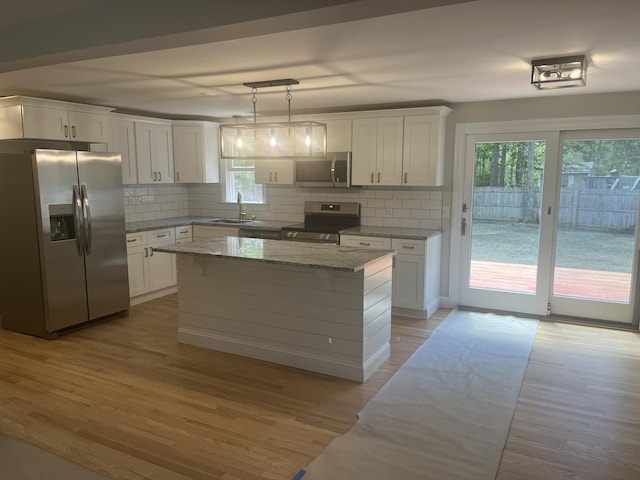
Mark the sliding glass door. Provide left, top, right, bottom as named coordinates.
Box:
left=550, top=131, right=640, bottom=322
left=459, top=129, right=640, bottom=324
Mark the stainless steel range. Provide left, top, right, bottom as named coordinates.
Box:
left=281, top=201, right=360, bottom=244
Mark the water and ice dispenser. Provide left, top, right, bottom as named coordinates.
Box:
left=48, top=204, right=76, bottom=242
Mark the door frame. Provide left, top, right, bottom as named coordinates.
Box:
left=450, top=114, right=640, bottom=328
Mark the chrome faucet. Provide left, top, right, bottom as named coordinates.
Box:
left=237, top=191, right=246, bottom=220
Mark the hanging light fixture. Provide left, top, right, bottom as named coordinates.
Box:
left=531, top=55, right=588, bottom=89
left=220, top=79, right=327, bottom=159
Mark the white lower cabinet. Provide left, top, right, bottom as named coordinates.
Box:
left=340, top=234, right=441, bottom=319
left=193, top=225, right=239, bottom=239
left=126, top=228, right=177, bottom=304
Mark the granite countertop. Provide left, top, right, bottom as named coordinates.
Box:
left=153, top=237, right=395, bottom=272
left=340, top=225, right=442, bottom=240
left=126, top=216, right=294, bottom=233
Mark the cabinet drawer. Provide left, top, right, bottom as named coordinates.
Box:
left=392, top=238, right=425, bottom=256
left=175, top=225, right=192, bottom=239
left=126, top=232, right=146, bottom=247
left=340, top=235, right=391, bottom=249
left=148, top=228, right=175, bottom=245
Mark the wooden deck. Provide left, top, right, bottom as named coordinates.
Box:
left=470, top=260, right=631, bottom=302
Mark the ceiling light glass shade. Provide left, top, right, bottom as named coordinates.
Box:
left=531, top=55, right=588, bottom=89
left=220, top=121, right=327, bottom=159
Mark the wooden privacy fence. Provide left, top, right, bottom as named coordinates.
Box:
left=473, top=187, right=640, bottom=231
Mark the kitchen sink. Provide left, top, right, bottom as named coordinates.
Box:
left=207, top=219, right=253, bottom=224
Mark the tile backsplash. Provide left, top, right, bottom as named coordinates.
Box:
left=123, top=185, right=189, bottom=223
left=123, top=183, right=442, bottom=229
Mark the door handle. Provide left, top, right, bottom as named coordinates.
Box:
left=461, top=217, right=467, bottom=236
left=331, top=159, right=336, bottom=187
left=72, top=185, right=83, bottom=256
left=81, top=185, right=92, bottom=254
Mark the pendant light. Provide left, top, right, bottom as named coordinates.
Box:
left=220, top=79, right=327, bottom=159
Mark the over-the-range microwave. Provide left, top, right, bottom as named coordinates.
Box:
left=295, top=152, right=351, bottom=188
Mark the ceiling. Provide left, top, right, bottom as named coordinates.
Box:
left=0, top=0, right=639, bottom=120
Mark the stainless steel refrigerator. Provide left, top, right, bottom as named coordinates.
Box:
left=0, top=148, right=129, bottom=338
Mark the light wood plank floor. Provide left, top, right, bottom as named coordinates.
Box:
left=1, top=295, right=639, bottom=479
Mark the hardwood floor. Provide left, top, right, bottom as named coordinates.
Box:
left=0, top=294, right=446, bottom=480
left=1, top=295, right=639, bottom=479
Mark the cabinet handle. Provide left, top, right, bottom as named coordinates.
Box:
left=153, top=172, right=157, bottom=181
left=158, top=171, right=162, bottom=182
left=402, top=245, right=416, bottom=250
left=270, top=172, right=273, bottom=182
left=144, top=247, right=148, bottom=257
left=156, top=234, right=167, bottom=238
left=377, top=172, right=381, bottom=183
left=274, top=172, right=278, bottom=182
left=127, top=238, right=136, bottom=243
left=64, top=125, right=69, bottom=138
left=176, top=172, right=180, bottom=182
left=72, top=125, right=77, bottom=138
left=370, top=172, right=374, bottom=184
left=359, top=241, right=371, bottom=246
left=150, top=248, right=154, bottom=257
left=404, top=172, right=408, bottom=184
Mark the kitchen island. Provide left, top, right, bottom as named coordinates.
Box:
left=154, top=237, right=395, bottom=382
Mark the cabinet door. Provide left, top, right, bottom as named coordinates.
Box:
left=21, top=105, right=68, bottom=140
left=173, top=125, right=203, bottom=183
left=403, top=115, right=441, bottom=186
left=148, top=241, right=177, bottom=291
left=254, top=159, right=294, bottom=184
left=127, top=244, right=149, bottom=297
left=68, top=111, right=110, bottom=143
left=392, top=253, right=425, bottom=310
left=326, top=119, right=352, bottom=152
left=377, top=117, right=404, bottom=186
left=111, top=119, right=137, bottom=184
left=154, top=124, right=174, bottom=183
left=134, top=123, right=155, bottom=183
left=351, top=118, right=378, bottom=185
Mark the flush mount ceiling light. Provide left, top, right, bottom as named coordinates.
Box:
left=220, top=79, right=327, bottom=159
left=531, top=55, right=588, bottom=89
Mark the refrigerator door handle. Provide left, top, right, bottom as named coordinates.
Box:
left=81, top=184, right=93, bottom=255
left=72, top=185, right=84, bottom=256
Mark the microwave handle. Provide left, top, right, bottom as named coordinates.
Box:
left=330, top=159, right=336, bottom=187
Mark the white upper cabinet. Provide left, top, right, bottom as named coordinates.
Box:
left=135, top=122, right=174, bottom=184
left=352, top=116, right=403, bottom=186
left=402, top=115, right=446, bottom=186
left=110, top=118, right=137, bottom=184
left=351, top=108, right=450, bottom=187
left=172, top=122, right=220, bottom=183
left=325, top=119, right=352, bottom=152
left=0, top=96, right=112, bottom=143
left=255, top=158, right=295, bottom=184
